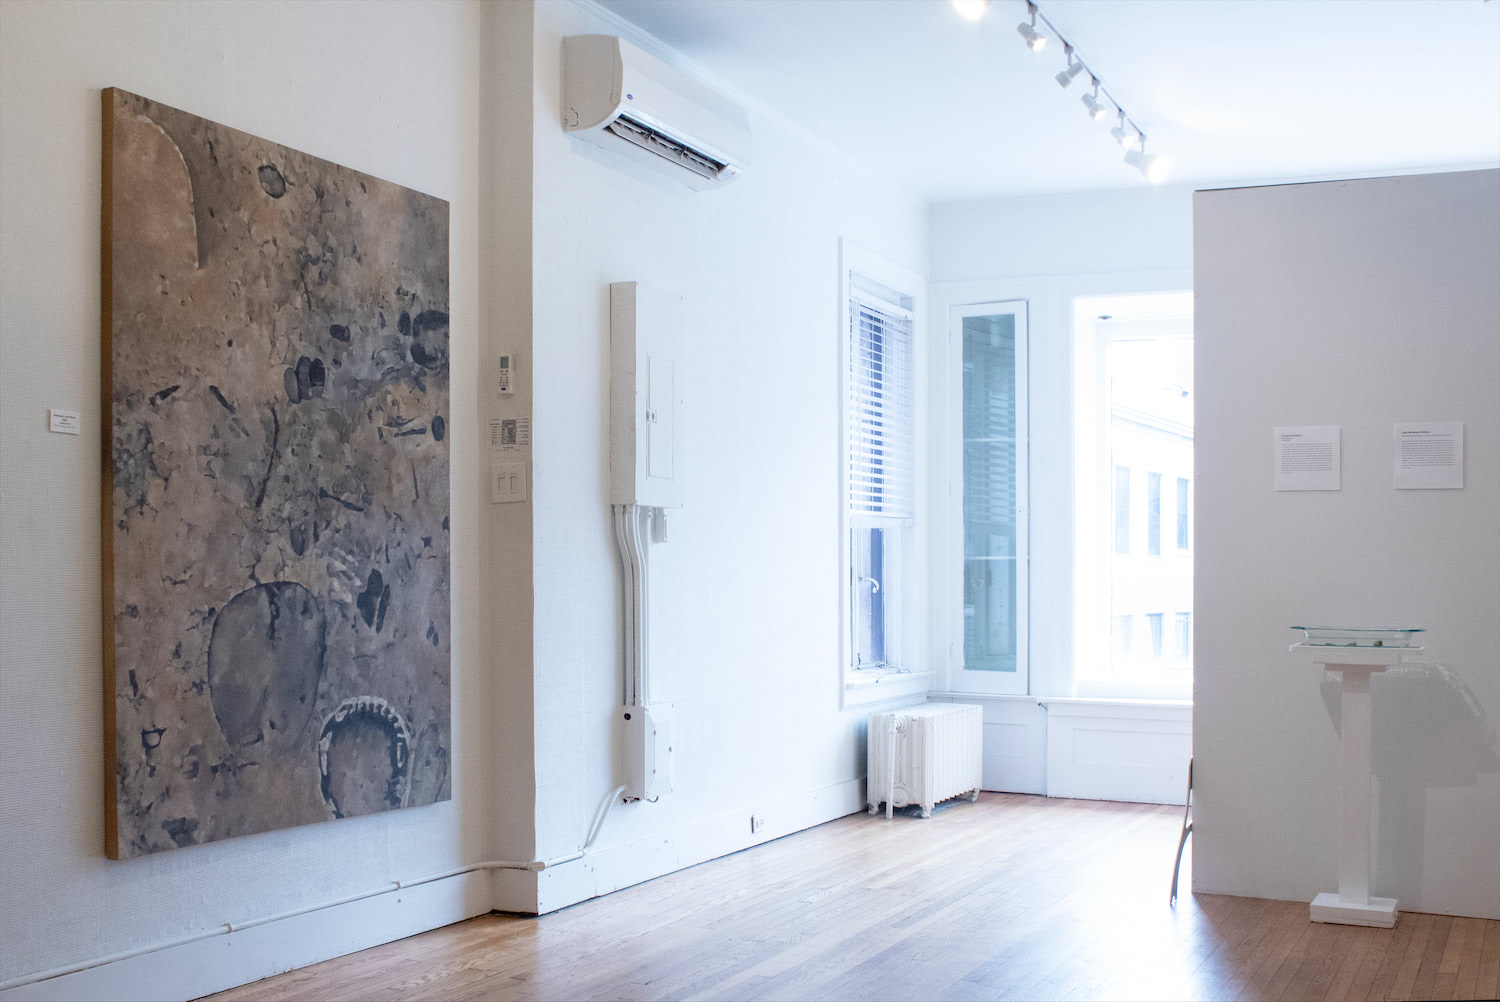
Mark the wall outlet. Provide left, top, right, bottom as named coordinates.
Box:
left=750, top=814, right=766, bottom=834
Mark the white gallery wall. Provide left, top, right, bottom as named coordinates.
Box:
left=0, top=0, right=497, bottom=995
left=1193, top=170, right=1500, bottom=918
left=519, top=0, right=928, bottom=912
left=0, top=0, right=933, bottom=987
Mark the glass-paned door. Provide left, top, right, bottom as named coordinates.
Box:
left=953, top=302, right=1028, bottom=694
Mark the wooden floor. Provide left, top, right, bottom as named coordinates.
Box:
left=206, top=794, right=1500, bottom=1002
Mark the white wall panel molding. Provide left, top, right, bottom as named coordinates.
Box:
left=929, top=691, right=1048, bottom=794
left=1044, top=699, right=1192, bottom=805
left=0, top=871, right=492, bottom=1002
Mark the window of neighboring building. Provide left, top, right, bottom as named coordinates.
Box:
left=1147, top=471, right=1162, bottom=557
left=1147, top=612, right=1164, bottom=660
left=1175, top=611, right=1191, bottom=661
left=1176, top=477, right=1190, bottom=551
left=1114, top=466, right=1131, bottom=554
left=1113, top=614, right=1132, bottom=659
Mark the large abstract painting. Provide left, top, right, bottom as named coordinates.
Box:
left=102, top=88, right=451, bottom=858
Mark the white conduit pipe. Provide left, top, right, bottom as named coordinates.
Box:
left=611, top=504, right=636, bottom=705
left=612, top=503, right=651, bottom=707
left=0, top=785, right=631, bottom=994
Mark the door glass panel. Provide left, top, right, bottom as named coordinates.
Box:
left=962, top=313, right=1017, bottom=672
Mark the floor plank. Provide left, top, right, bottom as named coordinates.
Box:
left=201, top=794, right=1500, bottom=1002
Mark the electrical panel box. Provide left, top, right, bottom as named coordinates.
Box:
left=610, top=282, right=683, bottom=508
left=621, top=703, right=674, bottom=801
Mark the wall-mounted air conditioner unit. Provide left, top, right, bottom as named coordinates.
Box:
left=562, top=34, right=750, bottom=191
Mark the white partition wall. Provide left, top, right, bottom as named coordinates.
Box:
left=1193, top=170, right=1500, bottom=918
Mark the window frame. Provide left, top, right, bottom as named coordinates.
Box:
left=947, top=300, right=1030, bottom=697
left=839, top=240, right=932, bottom=709
left=1073, top=294, right=1194, bottom=701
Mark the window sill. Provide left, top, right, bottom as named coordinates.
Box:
left=1074, top=675, right=1192, bottom=702
left=843, top=669, right=935, bottom=709
left=1040, top=696, right=1192, bottom=722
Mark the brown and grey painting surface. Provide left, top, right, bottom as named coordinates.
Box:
left=105, top=88, right=450, bottom=857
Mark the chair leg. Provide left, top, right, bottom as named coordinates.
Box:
left=1170, top=757, right=1194, bottom=905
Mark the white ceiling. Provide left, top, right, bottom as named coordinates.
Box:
left=594, top=0, right=1500, bottom=203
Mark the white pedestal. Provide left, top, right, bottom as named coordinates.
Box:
left=1291, top=644, right=1422, bottom=929
left=1310, top=891, right=1399, bottom=927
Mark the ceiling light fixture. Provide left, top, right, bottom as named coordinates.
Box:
left=1016, top=3, right=1047, bottom=51
left=1003, top=0, right=1169, bottom=184
left=1054, top=46, right=1085, bottom=88
left=951, top=0, right=991, bottom=21
left=1124, top=141, right=1172, bottom=184
left=1111, top=110, right=1142, bottom=151
left=1080, top=79, right=1110, bottom=121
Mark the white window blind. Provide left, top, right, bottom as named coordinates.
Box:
left=848, top=282, right=915, bottom=524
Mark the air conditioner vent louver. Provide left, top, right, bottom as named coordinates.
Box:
left=605, top=115, right=727, bottom=181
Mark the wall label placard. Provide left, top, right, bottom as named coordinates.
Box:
left=1274, top=426, right=1340, bottom=491
left=1394, top=422, right=1463, bottom=489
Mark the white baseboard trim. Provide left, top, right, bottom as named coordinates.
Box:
left=522, top=777, right=866, bottom=914
left=0, top=871, right=493, bottom=1002
left=3, top=779, right=868, bottom=998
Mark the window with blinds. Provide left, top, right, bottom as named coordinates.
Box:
left=848, top=283, right=915, bottom=524
left=846, top=272, right=915, bottom=674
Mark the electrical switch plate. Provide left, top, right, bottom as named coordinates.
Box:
left=490, top=460, right=527, bottom=503
left=750, top=814, right=766, bottom=834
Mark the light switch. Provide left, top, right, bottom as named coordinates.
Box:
left=490, top=460, right=527, bottom=504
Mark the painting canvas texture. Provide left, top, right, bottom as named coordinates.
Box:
left=102, top=88, right=451, bottom=858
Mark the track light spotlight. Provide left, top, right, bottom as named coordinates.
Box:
left=1055, top=48, right=1085, bottom=88
left=1124, top=143, right=1171, bottom=184
left=1016, top=3, right=1047, bottom=50
left=951, top=0, right=990, bottom=21
left=1002, top=0, right=1165, bottom=186
left=1111, top=111, right=1141, bottom=151
left=1081, top=81, right=1109, bottom=120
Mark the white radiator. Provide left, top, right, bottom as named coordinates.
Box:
left=867, top=703, right=983, bottom=819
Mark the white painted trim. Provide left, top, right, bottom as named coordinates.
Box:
left=929, top=692, right=1190, bottom=800
left=932, top=690, right=1042, bottom=704
left=929, top=691, right=1047, bottom=794
left=1042, top=697, right=1192, bottom=719
left=1045, top=699, right=1192, bottom=805
left=1, top=776, right=866, bottom=997
left=529, top=778, right=866, bottom=914
left=0, top=870, right=492, bottom=1002
left=844, top=669, right=936, bottom=708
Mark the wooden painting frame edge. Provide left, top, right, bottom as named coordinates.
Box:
left=101, top=86, right=120, bottom=860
